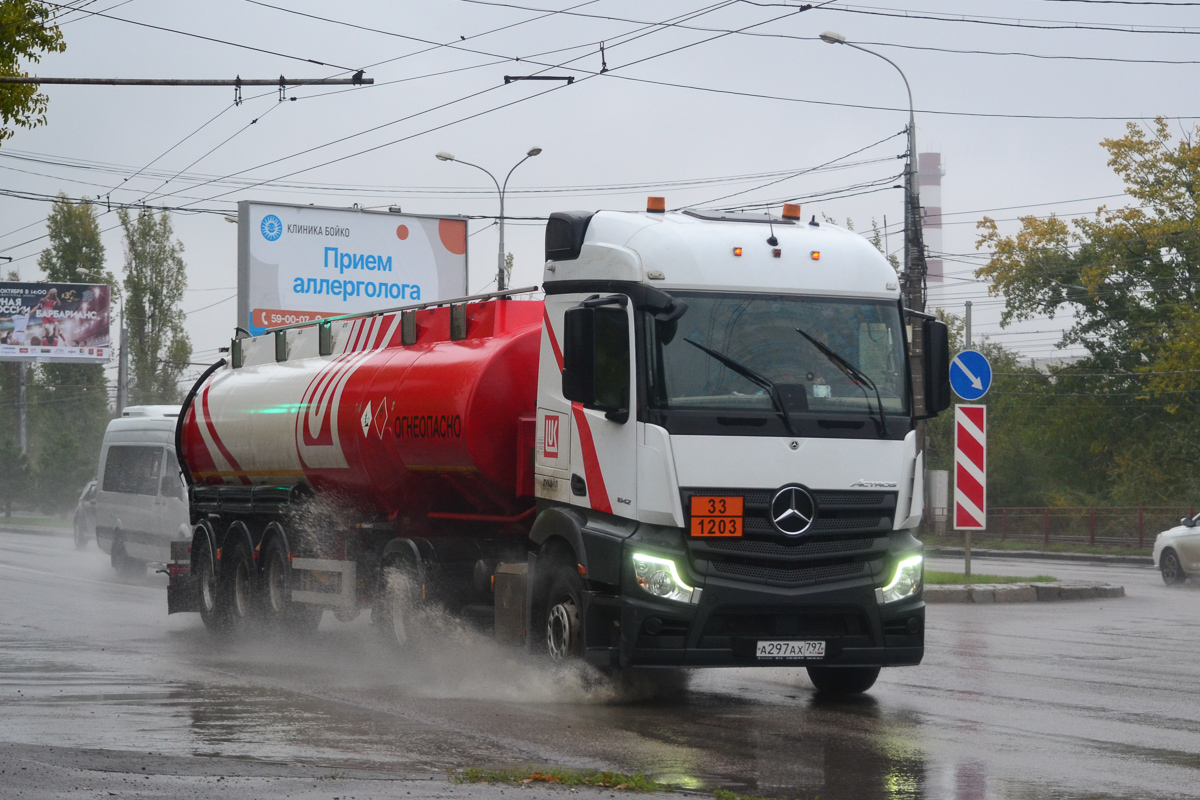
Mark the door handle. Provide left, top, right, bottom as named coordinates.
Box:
left=570, top=474, right=587, bottom=497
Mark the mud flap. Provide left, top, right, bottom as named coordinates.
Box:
left=494, top=561, right=528, bottom=646
left=167, top=540, right=199, bottom=614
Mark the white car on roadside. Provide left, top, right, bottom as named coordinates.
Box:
left=1153, top=514, right=1200, bottom=584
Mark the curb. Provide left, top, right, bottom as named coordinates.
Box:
left=925, top=582, right=1125, bottom=604
left=927, top=547, right=1153, bottom=566
left=0, top=525, right=72, bottom=538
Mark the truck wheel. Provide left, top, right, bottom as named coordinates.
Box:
left=375, top=561, right=419, bottom=649
left=219, top=539, right=257, bottom=632
left=194, top=534, right=228, bottom=634
left=1161, top=549, right=1187, bottom=585
left=806, top=666, right=881, bottom=695
left=545, top=567, right=585, bottom=662
left=261, top=534, right=321, bottom=634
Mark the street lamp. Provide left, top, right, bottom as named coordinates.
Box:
left=77, top=267, right=128, bottom=417
left=820, top=30, right=924, bottom=312
left=436, top=147, right=543, bottom=292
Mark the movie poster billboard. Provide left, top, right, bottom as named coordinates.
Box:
left=0, top=282, right=111, bottom=363
left=237, top=201, right=469, bottom=336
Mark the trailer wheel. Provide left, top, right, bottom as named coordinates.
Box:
left=544, top=567, right=585, bottom=662
left=261, top=533, right=321, bottom=634
left=194, top=533, right=227, bottom=634
left=375, top=560, right=420, bottom=649
left=806, top=666, right=880, bottom=695
left=219, top=538, right=257, bottom=632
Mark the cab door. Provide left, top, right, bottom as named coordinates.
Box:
left=547, top=293, right=638, bottom=519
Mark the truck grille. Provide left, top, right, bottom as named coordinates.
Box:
left=681, top=487, right=896, bottom=588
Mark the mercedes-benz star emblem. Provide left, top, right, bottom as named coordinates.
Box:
left=770, top=485, right=816, bottom=536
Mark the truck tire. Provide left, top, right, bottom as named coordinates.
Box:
left=194, top=534, right=228, bottom=634
left=260, top=533, right=321, bottom=634
left=374, top=557, right=424, bottom=649
left=1161, top=549, right=1187, bottom=585
left=806, top=666, right=881, bottom=694
left=544, top=566, right=585, bottom=662
left=219, top=538, right=257, bottom=633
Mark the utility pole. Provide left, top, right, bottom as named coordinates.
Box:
left=17, top=363, right=27, bottom=456
left=117, top=323, right=129, bottom=417
left=965, top=300, right=973, bottom=349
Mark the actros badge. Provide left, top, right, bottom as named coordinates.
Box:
left=770, top=485, right=817, bottom=536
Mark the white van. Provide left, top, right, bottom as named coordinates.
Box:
left=95, top=405, right=190, bottom=576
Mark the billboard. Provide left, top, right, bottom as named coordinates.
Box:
left=0, top=282, right=111, bottom=363
left=237, top=201, right=469, bottom=336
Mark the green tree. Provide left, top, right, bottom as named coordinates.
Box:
left=973, top=118, right=1200, bottom=505
left=0, top=434, right=28, bottom=517
left=118, top=208, right=191, bottom=404
left=32, top=197, right=112, bottom=511
left=0, top=1, right=65, bottom=144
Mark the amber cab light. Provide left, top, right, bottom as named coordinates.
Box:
left=782, top=203, right=802, bottom=220
left=772, top=248, right=782, bottom=258
left=732, top=247, right=743, bottom=256
left=810, top=251, right=821, bottom=261
left=647, top=196, right=666, bottom=213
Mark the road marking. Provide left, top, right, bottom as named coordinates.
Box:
left=0, top=561, right=160, bottom=591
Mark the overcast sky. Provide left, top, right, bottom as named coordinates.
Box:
left=2, top=0, right=1198, bottom=388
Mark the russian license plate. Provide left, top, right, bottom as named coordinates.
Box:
left=756, top=640, right=826, bottom=660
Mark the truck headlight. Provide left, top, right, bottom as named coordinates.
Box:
left=632, top=553, right=700, bottom=604
left=876, top=554, right=923, bottom=604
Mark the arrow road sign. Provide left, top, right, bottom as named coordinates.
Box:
left=950, top=349, right=992, bottom=401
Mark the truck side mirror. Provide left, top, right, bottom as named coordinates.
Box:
left=561, top=299, right=631, bottom=423
left=919, top=319, right=952, bottom=419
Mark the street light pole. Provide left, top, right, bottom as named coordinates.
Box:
left=77, top=268, right=127, bottom=417
left=436, top=147, right=543, bottom=292
left=820, top=31, right=925, bottom=313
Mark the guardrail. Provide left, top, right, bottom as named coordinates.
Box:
left=923, top=506, right=1193, bottom=549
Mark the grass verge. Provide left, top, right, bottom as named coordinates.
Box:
left=0, top=516, right=71, bottom=530
left=926, top=570, right=1056, bottom=585
left=449, top=766, right=665, bottom=792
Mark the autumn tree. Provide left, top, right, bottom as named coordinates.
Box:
left=118, top=208, right=191, bottom=404
left=973, top=118, right=1200, bottom=504
left=0, top=1, right=65, bottom=144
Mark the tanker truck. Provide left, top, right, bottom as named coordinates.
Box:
left=168, top=199, right=951, bottom=693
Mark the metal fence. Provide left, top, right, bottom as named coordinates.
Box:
left=923, top=507, right=1193, bottom=549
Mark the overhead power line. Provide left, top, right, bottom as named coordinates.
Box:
left=40, top=0, right=361, bottom=70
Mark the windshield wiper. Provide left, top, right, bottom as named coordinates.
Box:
left=684, top=338, right=796, bottom=435
left=795, top=327, right=888, bottom=438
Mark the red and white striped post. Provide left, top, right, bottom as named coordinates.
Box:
left=954, top=405, right=986, bottom=576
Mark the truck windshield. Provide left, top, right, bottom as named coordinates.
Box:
left=645, top=292, right=909, bottom=418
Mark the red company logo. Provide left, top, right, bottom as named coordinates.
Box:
left=544, top=415, right=559, bottom=458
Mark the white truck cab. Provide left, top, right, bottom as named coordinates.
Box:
left=529, top=201, right=950, bottom=687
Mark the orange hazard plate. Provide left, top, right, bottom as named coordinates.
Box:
left=690, top=496, right=744, bottom=537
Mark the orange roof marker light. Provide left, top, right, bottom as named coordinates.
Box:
left=782, top=203, right=802, bottom=220
left=811, top=251, right=821, bottom=261
left=732, top=247, right=743, bottom=257
left=647, top=196, right=666, bottom=213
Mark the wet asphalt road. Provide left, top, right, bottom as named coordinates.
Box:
left=1, top=529, right=1198, bottom=800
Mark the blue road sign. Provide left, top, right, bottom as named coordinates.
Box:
left=950, top=349, right=992, bottom=401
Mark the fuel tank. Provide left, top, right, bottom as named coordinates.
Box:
left=179, top=299, right=544, bottom=517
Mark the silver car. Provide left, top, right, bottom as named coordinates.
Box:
left=1153, top=514, right=1200, bottom=584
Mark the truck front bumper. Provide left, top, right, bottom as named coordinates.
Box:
left=582, top=574, right=924, bottom=669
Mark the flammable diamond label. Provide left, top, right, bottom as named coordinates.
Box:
left=373, top=397, right=389, bottom=439
left=361, top=402, right=372, bottom=437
